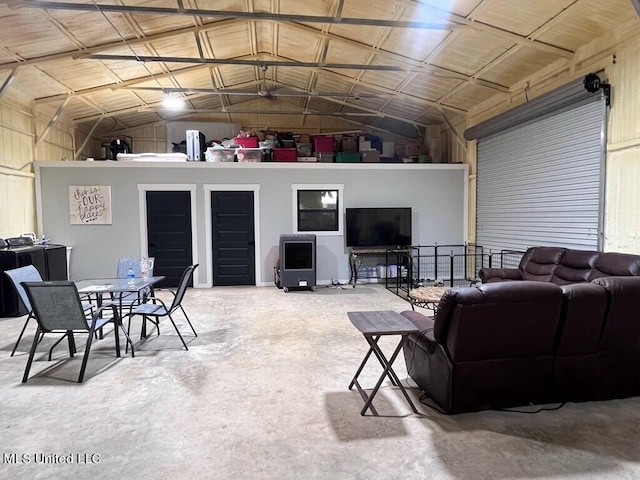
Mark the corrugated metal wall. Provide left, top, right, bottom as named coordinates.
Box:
left=476, top=99, right=606, bottom=253
left=0, top=92, right=74, bottom=238
left=0, top=94, right=36, bottom=237
left=606, top=35, right=640, bottom=252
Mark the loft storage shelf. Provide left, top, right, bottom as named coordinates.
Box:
left=46, top=162, right=459, bottom=171
left=103, top=129, right=438, bottom=164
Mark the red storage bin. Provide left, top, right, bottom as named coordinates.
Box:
left=235, top=136, right=259, bottom=148
left=273, top=148, right=297, bottom=162
left=313, top=136, right=334, bottom=153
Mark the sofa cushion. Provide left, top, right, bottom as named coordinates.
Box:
left=552, top=249, right=600, bottom=285
left=478, top=267, right=523, bottom=283
left=520, top=247, right=566, bottom=282
left=434, top=281, right=564, bottom=362
left=557, top=282, right=608, bottom=355
left=591, top=276, right=640, bottom=352
left=589, top=252, right=640, bottom=280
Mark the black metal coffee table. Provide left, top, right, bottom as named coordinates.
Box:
left=348, top=310, right=419, bottom=416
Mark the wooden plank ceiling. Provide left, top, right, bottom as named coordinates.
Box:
left=0, top=0, right=638, bottom=139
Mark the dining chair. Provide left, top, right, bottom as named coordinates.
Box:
left=4, top=265, right=43, bottom=356
left=124, top=264, right=199, bottom=351
left=5, top=266, right=94, bottom=357
left=20, top=281, right=124, bottom=383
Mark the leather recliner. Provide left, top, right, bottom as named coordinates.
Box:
left=402, top=281, right=564, bottom=414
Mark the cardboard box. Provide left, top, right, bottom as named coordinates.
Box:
left=341, top=136, right=358, bottom=152
left=361, top=150, right=380, bottom=163
left=404, top=141, right=426, bottom=156
left=359, top=140, right=371, bottom=151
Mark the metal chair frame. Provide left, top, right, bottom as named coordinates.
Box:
left=21, top=281, right=123, bottom=383
left=5, top=266, right=94, bottom=357
left=124, top=264, right=198, bottom=351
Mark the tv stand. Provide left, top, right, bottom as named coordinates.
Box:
left=348, top=247, right=412, bottom=287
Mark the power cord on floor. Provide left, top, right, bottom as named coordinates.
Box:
left=495, top=402, right=566, bottom=414
left=326, top=279, right=347, bottom=289
left=405, top=363, right=567, bottom=415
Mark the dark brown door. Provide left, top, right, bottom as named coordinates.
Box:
left=146, top=190, right=193, bottom=288
left=211, top=191, right=255, bottom=286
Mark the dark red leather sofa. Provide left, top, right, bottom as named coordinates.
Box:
left=401, top=247, right=640, bottom=413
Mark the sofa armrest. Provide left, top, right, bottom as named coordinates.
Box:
left=401, top=310, right=438, bottom=353
left=478, top=267, right=523, bottom=283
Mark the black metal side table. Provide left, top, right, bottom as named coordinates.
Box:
left=348, top=310, right=419, bottom=416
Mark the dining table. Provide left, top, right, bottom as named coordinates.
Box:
left=75, top=276, right=165, bottom=356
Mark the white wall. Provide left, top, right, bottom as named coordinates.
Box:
left=35, top=162, right=467, bottom=287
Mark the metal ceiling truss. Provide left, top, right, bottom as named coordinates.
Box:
left=10, top=0, right=575, bottom=59
left=4, top=0, right=587, bottom=136
left=122, top=86, right=393, bottom=99
left=10, top=1, right=458, bottom=29
left=2, top=16, right=510, bottom=108
left=82, top=54, right=425, bottom=72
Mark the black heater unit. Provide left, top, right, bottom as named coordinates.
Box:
left=277, top=234, right=316, bottom=292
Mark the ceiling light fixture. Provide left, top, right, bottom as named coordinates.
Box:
left=162, top=92, right=185, bottom=110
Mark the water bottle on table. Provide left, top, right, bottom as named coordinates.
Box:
left=127, top=267, right=135, bottom=286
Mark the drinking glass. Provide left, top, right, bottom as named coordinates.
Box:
left=140, top=257, right=154, bottom=280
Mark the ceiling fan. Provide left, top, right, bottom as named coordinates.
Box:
left=127, top=85, right=390, bottom=99
left=256, top=64, right=276, bottom=100
left=124, top=64, right=392, bottom=100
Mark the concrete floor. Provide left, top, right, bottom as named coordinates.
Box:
left=1, top=284, right=639, bottom=480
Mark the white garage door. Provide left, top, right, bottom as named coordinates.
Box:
left=466, top=77, right=608, bottom=254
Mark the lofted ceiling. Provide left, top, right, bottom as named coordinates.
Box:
left=0, top=0, right=639, bottom=140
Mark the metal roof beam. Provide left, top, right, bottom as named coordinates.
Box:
left=10, top=1, right=457, bottom=29
left=80, top=54, right=424, bottom=72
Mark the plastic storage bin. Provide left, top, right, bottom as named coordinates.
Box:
left=236, top=148, right=263, bottom=162
left=296, top=143, right=313, bottom=157
left=316, top=152, right=334, bottom=163
left=235, top=136, right=259, bottom=148
left=335, top=152, right=361, bottom=163
left=206, top=148, right=235, bottom=162
left=273, top=148, right=297, bottom=162
left=313, top=136, right=334, bottom=153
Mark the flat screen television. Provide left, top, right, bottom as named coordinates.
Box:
left=345, top=207, right=412, bottom=248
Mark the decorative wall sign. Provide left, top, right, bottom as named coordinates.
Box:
left=69, top=185, right=112, bottom=225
